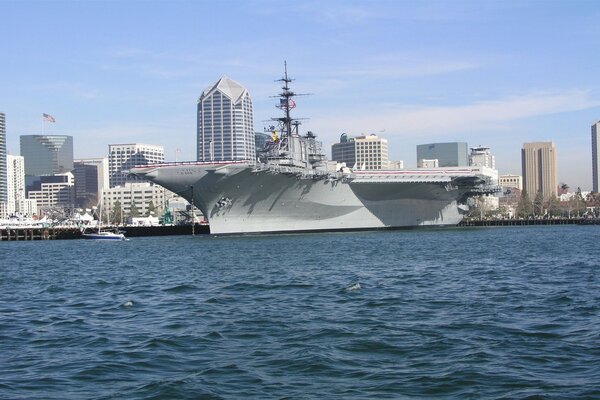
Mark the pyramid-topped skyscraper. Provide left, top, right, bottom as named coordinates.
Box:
left=197, top=76, right=255, bottom=162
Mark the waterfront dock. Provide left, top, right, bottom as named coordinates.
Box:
left=0, top=224, right=210, bottom=241
left=458, top=217, right=588, bottom=227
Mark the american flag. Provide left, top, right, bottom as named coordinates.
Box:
left=279, top=98, right=296, bottom=109
left=43, top=113, right=56, bottom=123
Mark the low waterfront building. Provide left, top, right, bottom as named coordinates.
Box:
left=418, top=159, right=439, bottom=168
left=499, top=174, right=523, bottom=191
left=102, top=182, right=165, bottom=222
left=27, top=172, right=75, bottom=212
left=388, top=160, right=404, bottom=169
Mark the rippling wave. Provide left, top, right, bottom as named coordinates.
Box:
left=1, top=226, right=600, bottom=398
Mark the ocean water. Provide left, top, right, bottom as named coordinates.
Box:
left=1, top=226, right=599, bottom=399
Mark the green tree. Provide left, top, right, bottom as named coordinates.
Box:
left=130, top=202, right=140, bottom=218
left=146, top=200, right=156, bottom=216
left=574, top=187, right=586, bottom=216
left=111, top=200, right=123, bottom=225
left=547, top=194, right=561, bottom=217
left=516, top=190, right=533, bottom=218
left=533, top=191, right=545, bottom=217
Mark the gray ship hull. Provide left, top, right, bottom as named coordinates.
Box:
left=132, top=162, right=490, bottom=235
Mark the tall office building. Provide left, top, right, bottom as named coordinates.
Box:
left=592, top=121, right=600, bottom=192
left=355, top=134, right=389, bottom=170
left=331, top=133, right=356, bottom=167
left=20, top=135, right=73, bottom=176
left=74, top=158, right=109, bottom=208
left=197, top=76, right=255, bottom=162
left=6, top=155, right=25, bottom=215
left=416, top=142, right=468, bottom=167
left=521, top=142, right=557, bottom=199
left=108, top=143, right=164, bottom=188
left=469, top=145, right=496, bottom=169
left=0, top=112, right=7, bottom=203
left=331, top=133, right=389, bottom=170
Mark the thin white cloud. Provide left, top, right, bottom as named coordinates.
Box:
left=309, top=90, right=600, bottom=138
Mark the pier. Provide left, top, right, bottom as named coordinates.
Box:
left=458, top=218, right=588, bottom=227
left=0, top=227, right=82, bottom=241
left=0, top=224, right=210, bottom=241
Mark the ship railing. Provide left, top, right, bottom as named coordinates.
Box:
left=252, top=163, right=331, bottom=179
left=468, top=185, right=502, bottom=194
left=349, top=173, right=453, bottom=183
left=133, top=160, right=251, bottom=169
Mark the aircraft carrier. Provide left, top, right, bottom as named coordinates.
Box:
left=131, top=67, right=498, bottom=235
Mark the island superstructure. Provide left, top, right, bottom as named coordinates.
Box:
left=131, top=66, right=498, bottom=234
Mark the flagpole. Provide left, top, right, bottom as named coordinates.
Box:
left=42, top=115, right=45, bottom=135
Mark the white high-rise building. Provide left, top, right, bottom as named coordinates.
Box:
left=469, top=145, right=496, bottom=169
left=108, top=143, right=164, bottom=188
left=355, top=134, right=388, bottom=170
left=0, top=112, right=7, bottom=203
left=197, top=76, right=255, bottom=162
left=592, top=121, right=600, bottom=192
left=6, top=155, right=25, bottom=215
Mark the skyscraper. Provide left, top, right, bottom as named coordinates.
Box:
left=6, top=155, right=25, bottom=215
left=416, top=142, right=468, bottom=167
left=197, top=76, right=255, bottom=162
left=73, top=158, right=109, bottom=208
left=521, top=142, right=557, bottom=199
left=331, top=133, right=356, bottom=167
left=0, top=112, right=7, bottom=203
left=331, top=133, right=389, bottom=170
left=592, top=121, right=600, bottom=192
left=108, top=144, right=164, bottom=188
left=20, top=135, right=73, bottom=176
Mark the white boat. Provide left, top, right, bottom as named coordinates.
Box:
left=82, top=230, right=127, bottom=240
left=81, top=205, right=128, bottom=240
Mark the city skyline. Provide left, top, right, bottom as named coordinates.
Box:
left=1, top=1, right=599, bottom=190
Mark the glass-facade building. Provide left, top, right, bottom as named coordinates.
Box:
left=197, top=76, right=255, bottom=162
left=0, top=112, right=7, bottom=202
left=416, top=142, right=468, bottom=167
left=74, top=158, right=109, bottom=208
left=331, top=133, right=356, bottom=167
left=20, top=135, right=74, bottom=176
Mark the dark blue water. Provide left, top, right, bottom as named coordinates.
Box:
left=2, top=226, right=600, bottom=399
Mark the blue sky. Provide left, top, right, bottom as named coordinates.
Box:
left=1, top=0, right=599, bottom=190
